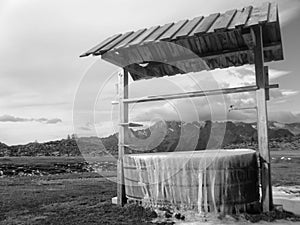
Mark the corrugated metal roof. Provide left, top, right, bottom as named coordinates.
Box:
left=80, top=2, right=283, bottom=81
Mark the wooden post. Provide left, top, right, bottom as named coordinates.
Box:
left=253, top=26, right=273, bottom=212
left=117, top=69, right=128, bottom=206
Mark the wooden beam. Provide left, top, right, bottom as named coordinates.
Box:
left=242, top=28, right=256, bottom=49
left=117, top=69, right=128, bottom=206
left=265, top=66, right=270, bottom=101
left=102, top=41, right=282, bottom=71
left=253, top=25, right=273, bottom=212
left=121, top=84, right=278, bottom=104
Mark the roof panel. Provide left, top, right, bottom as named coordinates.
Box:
left=81, top=2, right=283, bottom=81
left=117, top=29, right=147, bottom=49
left=246, top=2, right=270, bottom=27
left=193, top=13, right=220, bottom=35
left=268, top=2, right=277, bottom=23
left=127, top=26, right=160, bottom=47
left=208, top=9, right=237, bottom=32
left=143, top=23, right=174, bottom=43
left=228, top=6, right=252, bottom=29
left=96, top=31, right=134, bottom=54
left=175, top=16, right=204, bottom=38
left=80, top=33, right=121, bottom=57
left=159, top=19, right=189, bottom=40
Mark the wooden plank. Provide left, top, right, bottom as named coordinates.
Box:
left=174, top=38, right=193, bottom=55
left=103, top=40, right=282, bottom=71
left=122, top=84, right=278, bottom=104
left=159, top=19, right=188, bottom=40
left=207, top=35, right=221, bottom=52
left=264, top=66, right=270, bottom=101
left=188, top=37, right=202, bottom=54
left=198, top=36, right=208, bottom=53
left=98, top=31, right=134, bottom=54
left=226, top=31, right=238, bottom=48
left=193, top=13, right=220, bottom=35
left=246, top=2, right=270, bottom=27
left=228, top=6, right=252, bottom=29
left=176, top=16, right=204, bottom=38
left=208, top=9, right=237, bottom=32
left=117, top=69, right=129, bottom=206
left=242, top=28, right=256, bottom=49
left=125, top=48, right=144, bottom=64
left=136, top=45, right=154, bottom=61
left=101, top=50, right=128, bottom=67
left=152, top=42, right=168, bottom=59
left=80, top=33, right=121, bottom=57
left=253, top=26, right=273, bottom=212
left=143, top=23, right=174, bottom=43
left=117, top=29, right=147, bottom=49
left=127, top=26, right=160, bottom=47
left=268, top=3, right=278, bottom=23
left=213, top=34, right=223, bottom=51
left=204, top=36, right=213, bottom=51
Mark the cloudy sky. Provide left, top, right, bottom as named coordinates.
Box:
left=1, top=0, right=300, bottom=145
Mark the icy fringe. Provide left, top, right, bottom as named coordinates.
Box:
left=124, top=150, right=260, bottom=215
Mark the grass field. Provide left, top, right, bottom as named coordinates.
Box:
left=270, top=151, right=300, bottom=186
left=0, top=150, right=299, bottom=224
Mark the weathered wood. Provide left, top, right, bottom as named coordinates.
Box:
left=268, top=3, right=277, bottom=23
left=80, top=33, right=121, bottom=57
left=117, top=69, right=129, bottom=206
left=121, top=84, right=278, bottom=104
left=242, top=28, right=256, bottom=49
left=194, top=13, right=220, bottom=35
left=253, top=25, right=273, bottom=212
left=126, top=48, right=144, bottom=64
left=246, top=2, right=270, bottom=27
left=160, top=19, right=188, bottom=40
left=104, top=41, right=282, bottom=78
left=208, top=9, right=237, bottom=32
left=198, top=36, right=209, bottom=53
left=136, top=45, right=154, bottom=61
left=176, top=16, right=204, bottom=38
left=98, top=31, right=134, bottom=54
left=264, top=66, right=270, bottom=101
left=228, top=6, right=253, bottom=29
left=143, top=23, right=174, bottom=43
left=117, top=29, right=147, bottom=49
left=128, top=26, right=160, bottom=47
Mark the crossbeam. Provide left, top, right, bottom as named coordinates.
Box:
left=114, top=84, right=278, bottom=104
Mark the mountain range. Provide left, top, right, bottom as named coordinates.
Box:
left=0, top=121, right=299, bottom=157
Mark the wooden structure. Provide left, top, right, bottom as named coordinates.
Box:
left=80, top=2, right=284, bottom=212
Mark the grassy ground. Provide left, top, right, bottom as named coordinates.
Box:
left=271, top=151, right=300, bottom=186
left=0, top=173, right=158, bottom=225
left=0, top=151, right=299, bottom=224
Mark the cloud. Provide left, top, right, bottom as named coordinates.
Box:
left=0, top=115, right=28, bottom=122
left=281, top=90, right=299, bottom=97
left=280, top=1, right=300, bottom=26
left=128, top=66, right=298, bottom=124
left=46, top=118, right=62, bottom=124
left=0, top=114, right=62, bottom=124
left=268, top=111, right=300, bottom=124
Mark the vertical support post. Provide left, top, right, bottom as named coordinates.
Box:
left=253, top=26, right=273, bottom=212
left=264, top=66, right=270, bottom=101
left=117, top=69, right=128, bottom=206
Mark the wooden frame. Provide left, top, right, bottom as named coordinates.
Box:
left=117, top=38, right=276, bottom=210
left=117, top=69, right=128, bottom=206
left=253, top=25, right=273, bottom=212
left=80, top=2, right=283, bottom=214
